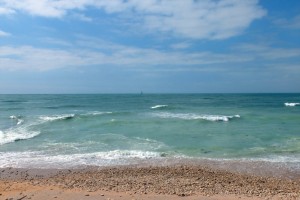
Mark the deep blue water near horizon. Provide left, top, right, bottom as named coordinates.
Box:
left=0, top=93, right=299, bottom=169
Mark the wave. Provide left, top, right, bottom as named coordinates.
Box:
left=85, top=133, right=167, bottom=151
left=3, top=107, right=25, bottom=111
left=0, top=127, right=40, bottom=145
left=39, top=114, right=75, bottom=122
left=151, top=105, right=168, bottom=109
left=205, top=155, right=300, bottom=165
left=0, top=150, right=163, bottom=168
left=2, top=100, right=27, bottom=103
left=84, top=111, right=113, bottom=116
left=39, top=111, right=113, bottom=122
left=152, top=112, right=240, bottom=122
left=285, top=102, right=300, bottom=107
left=9, top=115, right=24, bottom=125
left=1, top=150, right=299, bottom=169
left=43, top=105, right=84, bottom=109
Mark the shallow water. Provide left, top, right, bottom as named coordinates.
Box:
left=0, top=94, right=299, bottom=169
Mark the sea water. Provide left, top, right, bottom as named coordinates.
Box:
left=0, top=94, right=299, bottom=169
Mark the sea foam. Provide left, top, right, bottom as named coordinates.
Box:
left=285, top=102, right=300, bottom=107
left=39, top=112, right=112, bottom=122
left=151, top=105, right=168, bottom=109
left=0, top=127, right=40, bottom=145
left=152, top=112, right=240, bottom=122
left=39, top=114, right=75, bottom=122
left=0, top=150, right=163, bottom=168
left=9, top=115, right=24, bottom=125
left=86, top=111, right=113, bottom=115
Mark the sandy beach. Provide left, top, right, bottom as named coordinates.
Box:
left=1, top=165, right=299, bottom=200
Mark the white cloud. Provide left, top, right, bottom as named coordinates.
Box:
left=0, top=0, right=126, bottom=17
left=0, top=0, right=63, bottom=17
left=134, top=0, right=267, bottom=39
left=0, top=0, right=266, bottom=39
left=0, top=30, right=10, bottom=37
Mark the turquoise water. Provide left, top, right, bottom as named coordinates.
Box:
left=0, top=94, right=299, bottom=168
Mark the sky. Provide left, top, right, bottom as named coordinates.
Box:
left=0, top=0, right=300, bottom=94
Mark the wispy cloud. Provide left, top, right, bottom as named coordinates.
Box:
left=0, top=0, right=266, bottom=40
left=0, top=41, right=251, bottom=72
left=236, top=44, right=300, bottom=60
left=1, top=26, right=299, bottom=72
left=170, top=42, right=191, bottom=50
left=0, top=46, right=84, bottom=71
left=39, top=37, right=72, bottom=47
left=274, top=14, right=300, bottom=29
left=71, top=13, right=93, bottom=22
left=0, top=30, right=10, bottom=37
left=0, top=6, right=15, bottom=14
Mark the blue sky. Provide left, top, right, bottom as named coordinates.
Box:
left=0, top=0, right=300, bottom=93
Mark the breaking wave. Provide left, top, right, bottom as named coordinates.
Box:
left=151, top=105, right=168, bottom=109
left=0, top=115, right=42, bottom=145
left=9, top=115, right=24, bottom=125
left=0, top=127, right=40, bottom=146
left=39, top=114, right=76, bottom=122
left=285, top=102, right=300, bottom=107
left=39, top=111, right=113, bottom=122
left=83, top=111, right=113, bottom=116
left=1, top=111, right=114, bottom=145
left=152, top=112, right=240, bottom=122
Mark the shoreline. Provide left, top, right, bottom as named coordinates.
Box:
left=1, top=164, right=299, bottom=200
left=2, top=156, right=300, bottom=179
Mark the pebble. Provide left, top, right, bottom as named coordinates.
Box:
left=2, top=166, right=300, bottom=199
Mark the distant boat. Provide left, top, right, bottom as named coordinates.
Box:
left=140, top=91, right=143, bottom=95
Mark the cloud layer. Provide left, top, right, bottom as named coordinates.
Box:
left=1, top=37, right=299, bottom=73
left=0, top=0, right=266, bottom=39
left=0, top=44, right=247, bottom=71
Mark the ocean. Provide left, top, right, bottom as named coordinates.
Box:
left=0, top=94, right=299, bottom=170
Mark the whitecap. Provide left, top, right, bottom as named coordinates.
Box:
left=285, top=102, right=300, bottom=107
left=17, top=119, right=24, bottom=125
left=9, top=115, right=24, bottom=125
left=151, top=105, right=168, bottom=109
left=39, top=114, right=75, bottom=122
left=0, top=127, right=40, bottom=145
left=9, top=115, right=17, bottom=119
left=84, top=111, right=113, bottom=116
left=152, top=112, right=240, bottom=122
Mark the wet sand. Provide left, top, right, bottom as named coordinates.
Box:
left=0, top=165, right=299, bottom=200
